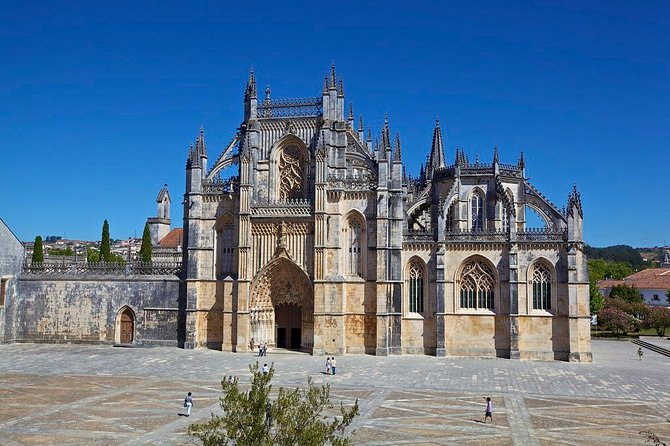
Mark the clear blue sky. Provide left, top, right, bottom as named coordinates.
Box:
left=1, top=1, right=668, bottom=247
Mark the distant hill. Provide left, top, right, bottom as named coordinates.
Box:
left=584, top=245, right=644, bottom=269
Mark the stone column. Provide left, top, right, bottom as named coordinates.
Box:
left=508, top=243, right=520, bottom=360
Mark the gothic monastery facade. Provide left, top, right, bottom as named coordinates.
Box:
left=181, top=67, right=592, bottom=362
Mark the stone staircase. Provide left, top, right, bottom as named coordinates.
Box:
left=632, top=338, right=670, bottom=358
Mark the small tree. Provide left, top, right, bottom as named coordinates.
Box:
left=188, top=363, right=359, bottom=446
left=139, top=223, right=152, bottom=262
left=87, top=247, right=100, bottom=263
left=32, top=236, right=44, bottom=263
left=100, top=220, right=111, bottom=263
left=643, top=306, right=670, bottom=337
left=610, top=284, right=643, bottom=303
left=599, top=307, right=636, bottom=337
left=590, top=282, right=605, bottom=315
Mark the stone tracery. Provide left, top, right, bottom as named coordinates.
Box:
left=278, top=145, right=306, bottom=200
left=459, top=259, right=495, bottom=310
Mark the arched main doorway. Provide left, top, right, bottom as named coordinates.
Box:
left=249, top=258, right=314, bottom=352
left=118, top=307, right=135, bottom=344
left=275, top=303, right=302, bottom=349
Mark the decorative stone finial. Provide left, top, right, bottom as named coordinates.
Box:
left=330, top=62, right=337, bottom=89
left=394, top=132, right=402, bottom=161
left=246, top=69, right=257, bottom=99
left=567, top=183, right=583, bottom=218
left=428, top=117, right=446, bottom=174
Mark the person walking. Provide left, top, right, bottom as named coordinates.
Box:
left=249, top=337, right=255, bottom=352
left=331, top=357, right=336, bottom=375
left=484, top=397, right=493, bottom=423
left=265, top=401, right=273, bottom=428
left=325, top=356, right=331, bottom=375
left=258, top=342, right=264, bottom=357
left=184, top=392, right=193, bottom=417
left=637, top=347, right=643, bottom=361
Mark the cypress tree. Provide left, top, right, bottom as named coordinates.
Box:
left=32, top=236, right=44, bottom=263
left=100, top=220, right=111, bottom=262
left=139, top=222, right=152, bottom=262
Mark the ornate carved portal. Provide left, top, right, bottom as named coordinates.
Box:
left=249, top=257, right=314, bottom=351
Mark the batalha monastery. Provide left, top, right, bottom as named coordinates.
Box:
left=0, top=67, right=592, bottom=362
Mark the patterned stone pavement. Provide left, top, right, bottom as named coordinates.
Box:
left=0, top=339, right=669, bottom=445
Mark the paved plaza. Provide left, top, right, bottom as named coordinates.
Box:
left=0, top=340, right=669, bottom=445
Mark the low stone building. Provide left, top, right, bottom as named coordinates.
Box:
left=0, top=218, right=24, bottom=342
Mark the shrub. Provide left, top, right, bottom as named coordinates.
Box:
left=188, top=362, right=359, bottom=446
left=599, top=307, right=637, bottom=337
left=643, top=306, right=670, bottom=337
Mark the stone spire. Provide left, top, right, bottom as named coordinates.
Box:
left=323, top=73, right=329, bottom=94
left=394, top=133, right=402, bottom=162
left=427, top=117, right=446, bottom=176
left=338, top=78, right=344, bottom=97
left=493, top=146, right=499, bottom=165
left=188, top=141, right=200, bottom=168
left=348, top=102, right=354, bottom=121
left=245, top=69, right=257, bottom=99
left=358, top=115, right=364, bottom=133
left=567, top=183, right=583, bottom=218
left=196, top=127, right=207, bottom=158
left=518, top=151, right=525, bottom=169
left=330, top=63, right=337, bottom=90
left=264, top=85, right=271, bottom=102
left=381, top=114, right=391, bottom=149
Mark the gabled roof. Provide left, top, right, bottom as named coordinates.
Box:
left=598, top=268, right=670, bottom=291
left=159, top=228, right=183, bottom=248
left=156, top=185, right=171, bottom=203
left=0, top=217, right=24, bottom=246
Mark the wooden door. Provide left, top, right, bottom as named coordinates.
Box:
left=120, top=310, right=134, bottom=344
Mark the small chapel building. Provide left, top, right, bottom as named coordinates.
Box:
left=180, top=66, right=592, bottom=362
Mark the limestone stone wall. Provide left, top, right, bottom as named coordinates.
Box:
left=8, top=277, right=180, bottom=346
left=0, top=218, right=25, bottom=343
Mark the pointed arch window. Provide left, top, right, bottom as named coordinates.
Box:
left=278, top=144, right=307, bottom=201
left=407, top=259, right=424, bottom=313
left=218, top=220, right=234, bottom=275
left=348, top=219, right=362, bottom=276
left=460, top=260, right=495, bottom=310
left=446, top=203, right=455, bottom=232
left=501, top=206, right=510, bottom=233
left=471, top=192, right=484, bottom=231
left=532, top=262, right=552, bottom=311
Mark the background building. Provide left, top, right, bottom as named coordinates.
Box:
left=598, top=268, right=670, bottom=306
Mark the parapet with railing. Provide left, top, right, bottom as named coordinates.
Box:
left=22, top=261, right=183, bottom=277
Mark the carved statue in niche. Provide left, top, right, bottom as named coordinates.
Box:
left=278, top=145, right=304, bottom=200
